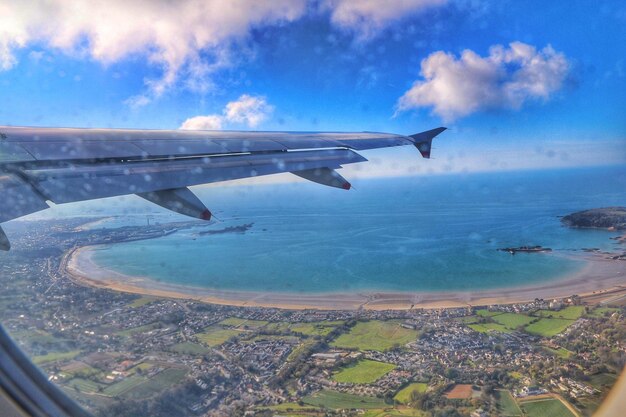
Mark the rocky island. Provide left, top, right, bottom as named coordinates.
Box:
left=562, top=207, right=626, bottom=230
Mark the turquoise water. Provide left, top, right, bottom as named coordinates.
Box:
left=91, top=166, right=626, bottom=293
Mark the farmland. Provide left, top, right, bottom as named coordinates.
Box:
left=331, top=320, right=417, bottom=351
left=535, top=306, right=585, bottom=320
left=394, top=383, right=429, bottom=403
left=518, top=397, right=577, bottom=417
left=303, top=390, right=387, bottom=409
left=332, top=359, right=396, bottom=384
left=196, top=326, right=241, bottom=346
left=525, top=318, right=573, bottom=337
left=32, top=350, right=82, bottom=365
left=494, top=390, right=522, bottom=416
left=169, top=342, right=210, bottom=355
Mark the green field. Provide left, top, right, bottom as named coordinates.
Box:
left=246, top=334, right=300, bottom=344
left=495, top=390, right=522, bottom=416
left=525, top=318, right=574, bottom=337
left=331, top=321, right=417, bottom=351
left=67, top=378, right=105, bottom=394
left=519, top=398, right=576, bottom=417
left=535, top=306, right=585, bottom=320
left=116, top=322, right=162, bottom=337
left=303, top=390, right=387, bottom=409
left=169, top=342, right=210, bottom=355
left=588, top=307, right=620, bottom=318
left=127, top=296, right=156, bottom=308
left=263, top=402, right=321, bottom=412
left=218, top=317, right=268, bottom=329
left=124, top=368, right=187, bottom=399
left=394, top=383, right=428, bottom=403
left=492, top=313, right=536, bottom=329
left=290, top=321, right=344, bottom=336
left=128, top=362, right=154, bottom=375
left=543, top=346, right=573, bottom=359
left=476, top=309, right=502, bottom=317
left=33, top=350, right=82, bottom=365
left=589, top=372, right=617, bottom=389
left=102, top=375, right=147, bottom=396
left=468, top=323, right=512, bottom=333
left=60, top=362, right=100, bottom=378
left=333, top=359, right=396, bottom=384
left=196, top=326, right=241, bottom=346
left=363, top=409, right=427, bottom=417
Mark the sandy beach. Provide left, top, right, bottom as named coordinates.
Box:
left=63, top=245, right=626, bottom=310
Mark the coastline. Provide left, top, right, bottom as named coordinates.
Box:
left=62, top=244, right=626, bottom=310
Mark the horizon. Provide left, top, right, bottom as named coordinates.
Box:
left=0, top=0, right=624, bottom=175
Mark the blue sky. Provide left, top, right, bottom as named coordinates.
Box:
left=0, top=0, right=624, bottom=175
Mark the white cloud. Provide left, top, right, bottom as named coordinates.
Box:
left=0, top=0, right=307, bottom=103
left=322, top=0, right=448, bottom=39
left=180, top=94, right=273, bottom=130
left=179, top=115, right=223, bottom=131
left=223, top=94, right=274, bottom=127
left=396, top=42, right=570, bottom=120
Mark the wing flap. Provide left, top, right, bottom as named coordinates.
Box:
left=23, top=149, right=367, bottom=204
left=0, top=173, right=49, bottom=223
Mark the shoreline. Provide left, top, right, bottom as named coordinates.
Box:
left=63, top=245, right=626, bottom=310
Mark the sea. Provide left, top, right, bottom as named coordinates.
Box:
left=85, top=165, right=625, bottom=294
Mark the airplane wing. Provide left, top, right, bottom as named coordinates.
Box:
left=0, top=125, right=446, bottom=249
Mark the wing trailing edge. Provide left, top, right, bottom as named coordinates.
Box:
left=0, top=125, right=447, bottom=249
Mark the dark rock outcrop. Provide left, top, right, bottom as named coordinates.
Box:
left=562, top=207, right=626, bottom=230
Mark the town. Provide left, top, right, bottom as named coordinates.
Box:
left=0, top=218, right=624, bottom=417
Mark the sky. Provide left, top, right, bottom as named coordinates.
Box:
left=0, top=0, right=625, bottom=176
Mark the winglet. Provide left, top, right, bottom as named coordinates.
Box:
left=409, top=127, right=447, bottom=159
left=0, top=226, right=10, bottom=251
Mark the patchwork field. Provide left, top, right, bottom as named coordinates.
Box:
left=102, top=375, right=147, bottom=396
left=589, top=372, right=618, bottom=389
left=588, top=307, right=620, bottom=318
left=116, top=322, right=162, bottom=337
left=469, top=322, right=512, bottom=334
left=525, top=318, right=573, bottom=337
left=535, top=306, right=585, bottom=320
left=518, top=397, right=576, bottom=417
left=491, top=313, right=535, bottom=329
left=196, top=326, right=241, bottom=346
left=127, top=296, right=156, bottom=308
left=169, top=342, right=210, bottom=355
left=331, top=321, right=417, bottom=351
left=468, top=308, right=580, bottom=337
left=445, top=384, right=476, bottom=399
left=543, top=346, right=573, bottom=359
left=218, top=317, right=268, bottom=330
left=494, top=389, right=522, bottom=416
left=33, top=350, right=82, bottom=365
left=333, top=359, right=396, bottom=384
left=362, top=409, right=427, bottom=416
left=67, top=377, right=105, bottom=394
left=394, top=383, right=429, bottom=403
left=303, top=390, right=387, bottom=409
left=123, top=368, right=188, bottom=399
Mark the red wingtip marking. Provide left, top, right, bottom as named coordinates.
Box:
left=201, top=209, right=212, bottom=220
left=342, top=182, right=351, bottom=190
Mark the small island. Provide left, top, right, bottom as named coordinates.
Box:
left=562, top=207, right=626, bottom=230
left=498, top=245, right=552, bottom=255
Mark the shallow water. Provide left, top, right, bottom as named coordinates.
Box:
left=90, top=166, right=626, bottom=294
